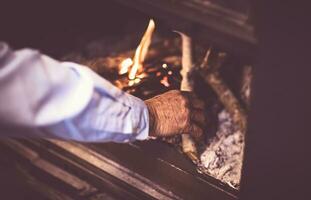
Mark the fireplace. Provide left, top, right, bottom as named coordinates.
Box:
left=0, top=0, right=254, bottom=199
left=1, top=0, right=309, bottom=200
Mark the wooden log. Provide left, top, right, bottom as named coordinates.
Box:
left=240, top=65, right=253, bottom=110
left=178, top=32, right=199, bottom=163
left=199, top=50, right=247, bottom=132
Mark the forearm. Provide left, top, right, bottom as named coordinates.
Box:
left=0, top=42, right=149, bottom=142
left=0, top=42, right=93, bottom=126
left=44, top=62, right=150, bottom=142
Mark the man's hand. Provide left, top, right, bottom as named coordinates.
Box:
left=145, top=90, right=206, bottom=140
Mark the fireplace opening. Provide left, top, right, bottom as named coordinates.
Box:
left=61, top=20, right=252, bottom=189
left=1, top=0, right=255, bottom=198
left=52, top=13, right=251, bottom=190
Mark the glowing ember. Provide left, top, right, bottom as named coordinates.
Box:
left=134, top=78, right=141, bottom=84
left=119, top=58, right=133, bottom=75
left=160, top=76, right=170, bottom=87
left=128, top=78, right=141, bottom=87
left=128, top=19, right=156, bottom=80
left=128, top=80, right=135, bottom=86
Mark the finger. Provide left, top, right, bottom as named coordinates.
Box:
left=189, top=124, right=204, bottom=142
left=183, top=92, right=205, bottom=109
left=191, top=98, right=205, bottom=109
left=190, top=111, right=206, bottom=127
left=190, top=94, right=205, bottom=109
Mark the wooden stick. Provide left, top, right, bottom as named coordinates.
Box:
left=241, top=65, right=253, bottom=110
left=200, top=50, right=247, bottom=132
left=178, top=32, right=199, bottom=163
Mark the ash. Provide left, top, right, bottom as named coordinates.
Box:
left=199, top=110, right=244, bottom=189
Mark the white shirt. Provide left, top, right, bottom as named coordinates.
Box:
left=0, top=42, right=149, bottom=142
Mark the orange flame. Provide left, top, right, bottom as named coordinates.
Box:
left=128, top=19, right=155, bottom=80
left=119, top=58, right=133, bottom=75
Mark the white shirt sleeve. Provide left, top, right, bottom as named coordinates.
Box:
left=0, top=42, right=149, bottom=142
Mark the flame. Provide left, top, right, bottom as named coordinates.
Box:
left=128, top=78, right=141, bottom=87
left=136, top=72, right=147, bottom=79
left=119, top=58, right=133, bottom=75
left=128, top=19, right=155, bottom=80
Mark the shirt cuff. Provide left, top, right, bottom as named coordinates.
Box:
left=123, top=93, right=150, bottom=141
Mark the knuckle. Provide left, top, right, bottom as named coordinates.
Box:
left=170, top=90, right=180, bottom=95
left=183, top=109, right=191, bottom=121
left=180, top=118, right=189, bottom=130
left=179, top=97, right=188, bottom=107
left=192, top=126, right=203, bottom=138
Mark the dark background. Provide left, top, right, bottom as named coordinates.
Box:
left=241, top=1, right=311, bottom=199
left=0, top=0, right=150, bottom=58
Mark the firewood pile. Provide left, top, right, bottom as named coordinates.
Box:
left=61, top=21, right=252, bottom=189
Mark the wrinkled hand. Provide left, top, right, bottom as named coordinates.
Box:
left=145, top=90, right=206, bottom=140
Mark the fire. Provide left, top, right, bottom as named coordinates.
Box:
left=128, top=78, right=141, bottom=87
left=119, top=58, right=133, bottom=75
left=160, top=76, right=170, bottom=87
left=129, top=19, right=155, bottom=80
left=118, top=19, right=155, bottom=84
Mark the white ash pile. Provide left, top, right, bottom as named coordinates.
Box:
left=199, top=110, right=244, bottom=189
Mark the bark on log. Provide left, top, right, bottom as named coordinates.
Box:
left=240, top=65, right=253, bottom=110
left=199, top=50, right=247, bottom=132
left=178, top=32, right=199, bottom=163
